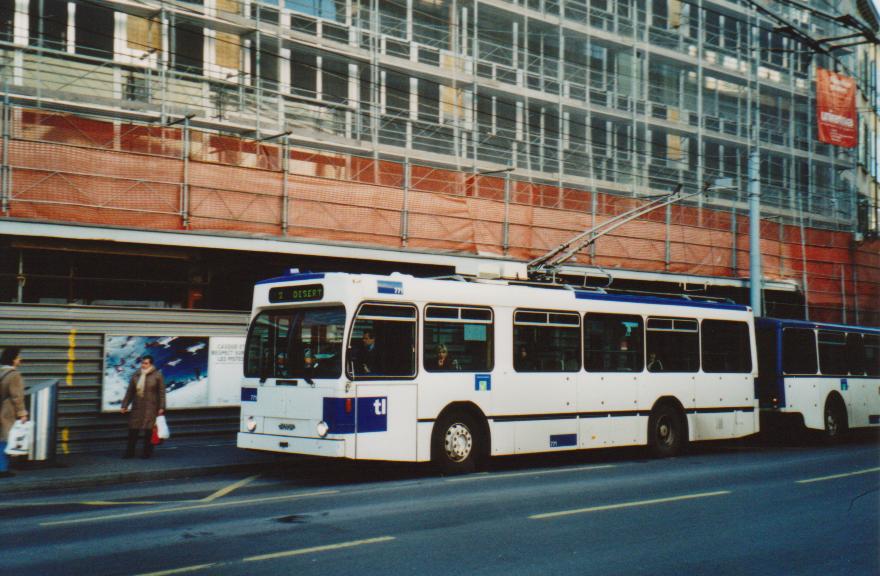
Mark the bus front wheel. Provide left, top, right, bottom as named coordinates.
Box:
left=648, top=404, right=686, bottom=458
left=432, top=411, right=482, bottom=475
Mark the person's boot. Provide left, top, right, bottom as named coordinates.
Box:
left=122, top=429, right=137, bottom=459
left=141, top=430, right=154, bottom=459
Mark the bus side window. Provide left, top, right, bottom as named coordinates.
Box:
left=782, top=328, right=817, bottom=375
left=424, top=305, right=493, bottom=373
left=845, top=333, right=866, bottom=376
left=701, top=320, right=752, bottom=373
left=646, top=317, right=699, bottom=373
left=584, top=313, right=644, bottom=373
left=348, top=303, right=417, bottom=379
left=818, top=330, right=848, bottom=376
left=513, top=310, right=580, bottom=373
left=865, top=334, right=880, bottom=377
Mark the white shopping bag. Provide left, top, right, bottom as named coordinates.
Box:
left=5, top=420, right=33, bottom=456
left=155, top=415, right=170, bottom=440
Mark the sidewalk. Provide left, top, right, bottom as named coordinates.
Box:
left=0, top=438, right=290, bottom=495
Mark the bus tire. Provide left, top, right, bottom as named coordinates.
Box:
left=823, top=395, right=849, bottom=442
left=648, top=404, right=686, bottom=458
left=432, top=411, right=482, bottom=475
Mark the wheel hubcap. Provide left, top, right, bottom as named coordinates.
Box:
left=825, top=407, right=838, bottom=436
left=657, top=416, right=674, bottom=447
left=444, top=423, right=473, bottom=462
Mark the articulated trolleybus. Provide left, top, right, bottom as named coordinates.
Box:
left=238, top=272, right=759, bottom=472
left=756, top=318, right=880, bottom=439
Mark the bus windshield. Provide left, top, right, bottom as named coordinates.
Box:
left=244, top=306, right=345, bottom=380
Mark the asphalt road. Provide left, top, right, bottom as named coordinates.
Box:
left=1, top=436, right=878, bottom=576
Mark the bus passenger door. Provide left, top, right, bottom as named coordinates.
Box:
left=349, top=302, right=419, bottom=462
left=355, top=381, right=418, bottom=461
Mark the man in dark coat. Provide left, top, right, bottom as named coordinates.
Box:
left=121, top=355, right=166, bottom=459
left=355, top=331, right=379, bottom=375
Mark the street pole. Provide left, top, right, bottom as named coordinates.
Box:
left=748, top=146, right=762, bottom=317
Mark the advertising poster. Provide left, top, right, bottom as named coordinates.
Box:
left=816, top=67, right=857, bottom=148
left=207, top=336, right=246, bottom=406
left=102, top=335, right=229, bottom=411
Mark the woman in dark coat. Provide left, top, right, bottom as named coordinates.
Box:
left=121, top=355, right=166, bottom=459
left=1, top=347, right=29, bottom=477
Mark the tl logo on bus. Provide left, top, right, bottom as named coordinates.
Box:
left=373, top=398, right=387, bottom=415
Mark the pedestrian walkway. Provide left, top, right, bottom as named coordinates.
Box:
left=0, top=438, right=287, bottom=495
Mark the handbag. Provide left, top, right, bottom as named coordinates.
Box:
left=155, top=415, right=170, bottom=440
left=151, top=425, right=161, bottom=445
left=5, top=420, right=33, bottom=456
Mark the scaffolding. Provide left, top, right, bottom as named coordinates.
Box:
left=0, top=0, right=871, bottom=234
left=1, top=104, right=877, bottom=324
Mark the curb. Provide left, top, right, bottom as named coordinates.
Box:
left=1, top=459, right=286, bottom=496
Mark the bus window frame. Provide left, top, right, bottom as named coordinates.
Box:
left=781, top=327, right=819, bottom=376
left=346, top=301, right=419, bottom=381
left=645, top=315, right=700, bottom=373
left=244, top=303, right=347, bottom=380
left=423, top=303, right=495, bottom=373
left=513, top=308, right=581, bottom=373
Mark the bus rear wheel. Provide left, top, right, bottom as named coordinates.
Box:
left=823, top=396, right=848, bottom=442
left=648, top=404, right=686, bottom=458
left=432, top=411, right=482, bottom=475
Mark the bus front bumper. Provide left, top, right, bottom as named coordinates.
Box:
left=237, top=432, right=346, bottom=457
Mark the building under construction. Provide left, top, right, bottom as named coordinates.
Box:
left=0, top=0, right=878, bottom=451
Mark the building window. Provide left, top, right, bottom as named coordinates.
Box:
left=173, top=21, right=204, bottom=75
left=75, top=1, right=115, bottom=58
left=30, top=0, right=67, bottom=50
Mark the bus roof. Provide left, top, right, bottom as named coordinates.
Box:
left=255, top=271, right=754, bottom=313
left=756, top=317, right=880, bottom=334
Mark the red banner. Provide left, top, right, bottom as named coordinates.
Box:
left=816, top=68, right=858, bottom=148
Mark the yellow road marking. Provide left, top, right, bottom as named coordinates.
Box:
left=200, top=474, right=260, bottom=503
left=446, top=464, right=616, bottom=483
left=135, top=564, right=217, bottom=576
left=243, top=536, right=396, bottom=563
left=40, top=489, right=337, bottom=527
left=796, top=467, right=880, bottom=484
left=530, top=490, right=732, bottom=520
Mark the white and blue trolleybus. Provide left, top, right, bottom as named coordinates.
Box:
left=238, top=272, right=760, bottom=472
left=756, top=318, right=880, bottom=439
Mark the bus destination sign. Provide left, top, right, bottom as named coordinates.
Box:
left=269, top=284, right=324, bottom=303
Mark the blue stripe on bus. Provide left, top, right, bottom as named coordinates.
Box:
left=241, top=387, right=258, bottom=402
left=574, top=291, right=749, bottom=311
left=256, top=272, right=326, bottom=285
left=550, top=434, right=577, bottom=448
left=323, top=397, right=388, bottom=434
left=870, top=415, right=880, bottom=425
left=484, top=406, right=755, bottom=424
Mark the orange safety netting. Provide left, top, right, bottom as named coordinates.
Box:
left=4, top=107, right=879, bottom=325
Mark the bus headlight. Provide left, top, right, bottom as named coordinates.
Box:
left=316, top=421, right=329, bottom=438
left=246, top=416, right=257, bottom=432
